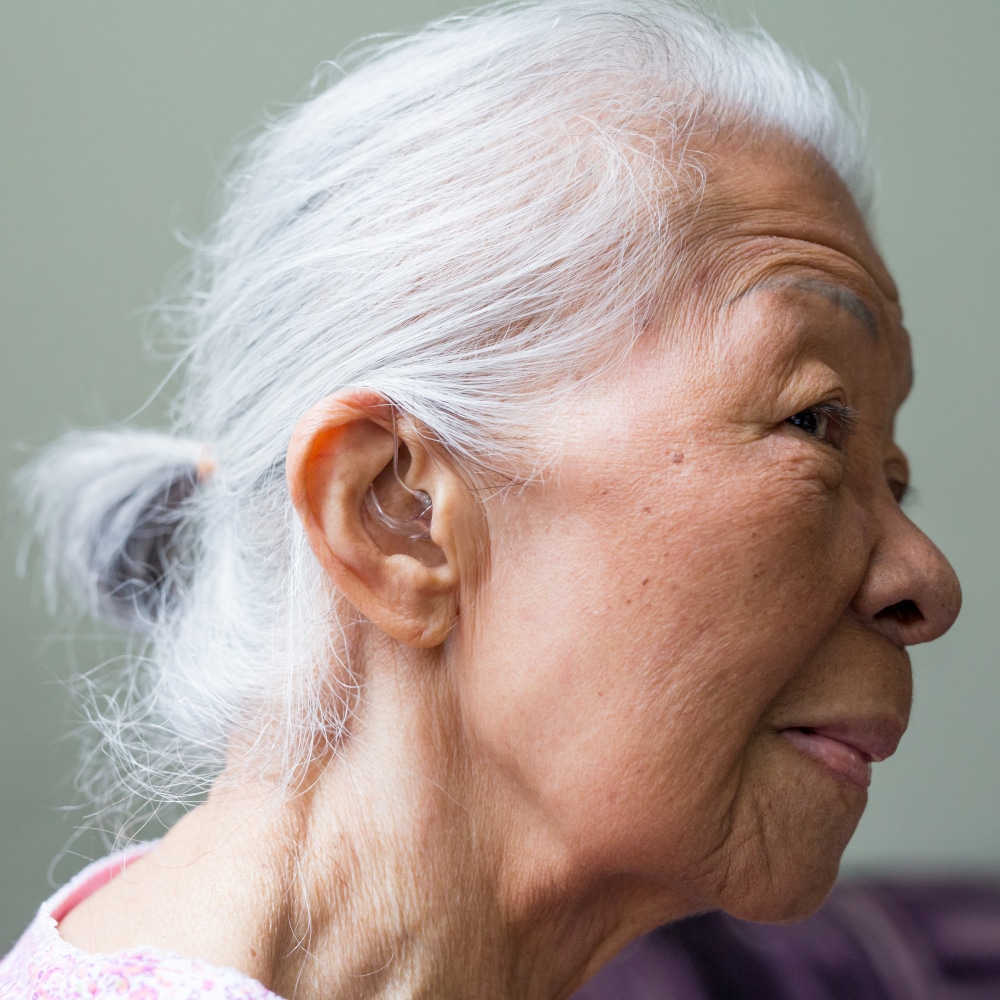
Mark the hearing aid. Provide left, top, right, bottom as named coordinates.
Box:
left=363, top=411, right=433, bottom=541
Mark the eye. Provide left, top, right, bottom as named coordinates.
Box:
left=888, top=477, right=910, bottom=505
left=784, top=403, right=858, bottom=450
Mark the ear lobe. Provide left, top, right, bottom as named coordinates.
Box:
left=286, top=392, right=461, bottom=648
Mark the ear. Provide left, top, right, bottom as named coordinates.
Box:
left=286, top=390, right=467, bottom=647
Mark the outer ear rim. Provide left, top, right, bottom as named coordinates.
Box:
left=286, top=391, right=462, bottom=649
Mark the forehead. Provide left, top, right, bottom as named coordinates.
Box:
left=669, top=136, right=906, bottom=337
left=621, top=134, right=915, bottom=409
left=681, top=132, right=898, bottom=300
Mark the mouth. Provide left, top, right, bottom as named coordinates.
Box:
left=779, top=720, right=904, bottom=790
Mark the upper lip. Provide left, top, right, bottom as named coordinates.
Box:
left=779, top=717, right=906, bottom=763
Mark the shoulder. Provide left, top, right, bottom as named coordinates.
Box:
left=0, top=851, right=283, bottom=1000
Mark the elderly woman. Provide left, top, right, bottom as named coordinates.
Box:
left=2, top=2, right=961, bottom=998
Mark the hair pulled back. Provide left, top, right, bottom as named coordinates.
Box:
left=18, top=0, right=872, bottom=831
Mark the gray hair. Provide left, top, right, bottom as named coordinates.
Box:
left=18, top=0, right=872, bottom=831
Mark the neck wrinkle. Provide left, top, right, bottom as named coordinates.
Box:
left=241, top=708, right=632, bottom=999
left=150, top=655, right=674, bottom=1000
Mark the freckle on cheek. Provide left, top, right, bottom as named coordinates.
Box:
left=671, top=452, right=684, bottom=464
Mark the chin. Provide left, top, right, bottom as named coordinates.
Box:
left=713, top=795, right=862, bottom=924
left=723, top=861, right=841, bottom=925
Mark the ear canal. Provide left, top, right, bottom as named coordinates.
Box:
left=365, top=485, right=433, bottom=540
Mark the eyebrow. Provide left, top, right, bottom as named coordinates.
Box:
left=736, top=277, right=879, bottom=340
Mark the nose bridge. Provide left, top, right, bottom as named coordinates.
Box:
left=853, top=496, right=962, bottom=646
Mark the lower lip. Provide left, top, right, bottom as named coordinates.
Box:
left=781, top=729, right=872, bottom=790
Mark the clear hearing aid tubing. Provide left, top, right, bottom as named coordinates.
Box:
left=364, top=409, right=432, bottom=539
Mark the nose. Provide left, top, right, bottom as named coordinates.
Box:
left=851, top=505, right=962, bottom=647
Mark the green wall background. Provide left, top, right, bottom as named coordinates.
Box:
left=2, top=0, right=997, bottom=948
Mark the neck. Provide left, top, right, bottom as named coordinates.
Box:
left=67, top=658, right=677, bottom=999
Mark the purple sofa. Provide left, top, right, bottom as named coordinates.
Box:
left=574, top=879, right=1000, bottom=999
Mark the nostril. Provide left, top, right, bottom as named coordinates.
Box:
left=875, top=599, right=923, bottom=626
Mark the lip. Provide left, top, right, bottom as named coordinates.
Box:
left=779, top=719, right=905, bottom=790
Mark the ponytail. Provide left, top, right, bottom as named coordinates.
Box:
left=18, top=430, right=205, bottom=634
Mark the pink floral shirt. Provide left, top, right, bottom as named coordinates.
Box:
left=0, top=848, right=283, bottom=1000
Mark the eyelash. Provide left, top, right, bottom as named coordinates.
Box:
left=890, top=479, right=911, bottom=505
left=784, top=402, right=859, bottom=451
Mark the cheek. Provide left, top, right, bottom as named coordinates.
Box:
left=456, top=451, right=870, bottom=880
left=615, top=457, right=866, bottom=701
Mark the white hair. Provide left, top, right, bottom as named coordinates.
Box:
left=18, top=0, right=873, bottom=833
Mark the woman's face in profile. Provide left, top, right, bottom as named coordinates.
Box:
left=456, top=137, right=961, bottom=925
